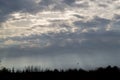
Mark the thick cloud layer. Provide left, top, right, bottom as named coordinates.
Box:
left=0, top=0, right=120, bottom=69
left=0, top=0, right=38, bottom=22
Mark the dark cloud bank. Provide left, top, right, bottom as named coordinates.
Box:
left=0, top=0, right=37, bottom=22
left=1, top=29, right=120, bottom=69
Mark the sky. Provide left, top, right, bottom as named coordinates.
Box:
left=0, top=0, right=120, bottom=69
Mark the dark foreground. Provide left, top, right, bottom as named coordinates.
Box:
left=0, top=66, right=120, bottom=80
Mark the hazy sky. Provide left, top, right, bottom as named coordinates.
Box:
left=0, top=0, right=120, bottom=69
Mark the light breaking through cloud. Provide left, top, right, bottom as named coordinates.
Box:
left=0, top=0, right=120, bottom=69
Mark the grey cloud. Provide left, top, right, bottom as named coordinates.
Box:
left=0, top=0, right=37, bottom=22
left=98, top=3, right=109, bottom=8
left=0, top=0, right=76, bottom=22
left=39, top=0, right=55, bottom=7
left=112, top=21, right=120, bottom=31
left=113, top=14, right=120, bottom=20
left=63, top=0, right=75, bottom=5
left=110, top=14, right=120, bottom=31
left=38, top=0, right=78, bottom=11
left=74, top=16, right=111, bottom=31
left=38, top=0, right=66, bottom=11
left=1, top=30, right=120, bottom=69
left=75, top=1, right=90, bottom=8
left=0, top=0, right=36, bottom=11
left=2, top=30, right=120, bottom=57
left=39, top=0, right=75, bottom=6
left=73, top=14, right=85, bottom=19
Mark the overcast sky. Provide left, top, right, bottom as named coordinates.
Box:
left=0, top=0, right=120, bottom=69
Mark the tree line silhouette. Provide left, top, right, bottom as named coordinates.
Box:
left=0, top=66, right=120, bottom=80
